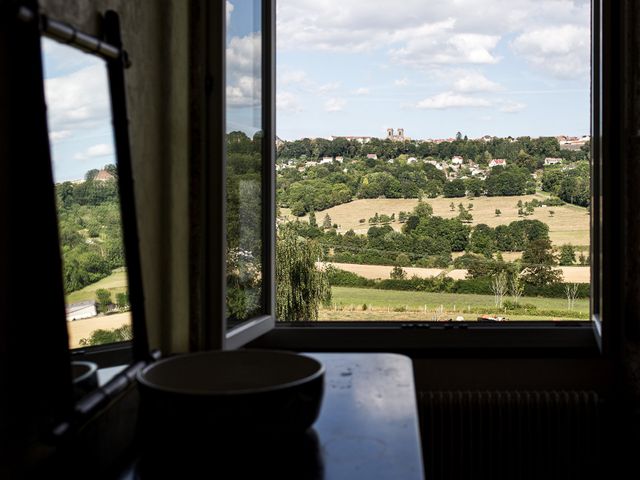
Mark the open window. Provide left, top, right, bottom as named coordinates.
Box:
left=200, top=0, right=276, bottom=349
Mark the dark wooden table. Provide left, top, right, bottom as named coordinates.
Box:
left=119, top=353, right=424, bottom=479
left=306, top=353, right=424, bottom=480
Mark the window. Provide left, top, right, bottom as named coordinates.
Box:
left=274, top=0, right=595, bottom=328
left=42, top=38, right=132, bottom=349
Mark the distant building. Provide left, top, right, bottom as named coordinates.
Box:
left=451, top=156, right=464, bottom=165
left=305, top=161, right=318, bottom=167
left=329, top=135, right=373, bottom=144
left=320, top=157, right=333, bottom=164
left=366, top=154, right=378, bottom=160
left=335, top=156, right=344, bottom=163
left=489, top=159, right=507, bottom=168
left=386, top=128, right=410, bottom=142
left=407, top=157, right=417, bottom=164
left=544, top=157, right=563, bottom=166
left=66, top=300, right=97, bottom=321
left=94, top=169, right=115, bottom=182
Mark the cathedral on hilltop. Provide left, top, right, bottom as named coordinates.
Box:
left=387, top=128, right=409, bottom=142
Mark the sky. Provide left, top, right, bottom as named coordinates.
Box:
left=44, top=0, right=590, bottom=181
left=42, top=38, right=115, bottom=183
left=272, top=0, right=591, bottom=141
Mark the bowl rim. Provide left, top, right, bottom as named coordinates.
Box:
left=136, top=349, right=325, bottom=397
left=71, top=360, right=98, bottom=385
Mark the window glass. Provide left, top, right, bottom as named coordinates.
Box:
left=276, top=0, right=591, bottom=322
left=42, top=38, right=131, bottom=347
left=226, top=0, right=265, bottom=328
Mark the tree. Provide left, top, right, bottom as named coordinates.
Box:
left=491, top=271, right=508, bottom=308
left=308, top=210, right=317, bottom=227
left=565, top=283, right=579, bottom=310
left=521, top=238, right=563, bottom=286
left=116, top=291, right=129, bottom=309
left=85, top=169, right=99, bottom=181
left=412, top=200, right=433, bottom=218
left=390, top=265, right=407, bottom=279
left=510, top=274, right=524, bottom=305
left=443, top=179, right=466, bottom=197
left=495, top=208, right=502, bottom=217
left=468, top=224, right=497, bottom=257
left=559, top=244, right=576, bottom=266
left=95, top=289, right=112, bottom=313
left=322, top=213, right=332, bottom=229
left=456, top=204, right=473, bottom=223
left=79, top=324, right=133, bottom=346
left=276, top=227, right=331, bottom=321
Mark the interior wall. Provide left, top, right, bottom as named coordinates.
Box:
left=39, top=0, right=192, bottom=353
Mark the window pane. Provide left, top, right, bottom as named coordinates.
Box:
left=276, top=0, right=591, bottom=322
left=42, top=39, right=132, bottom=347
left=226, top=0, right=265, bottom=328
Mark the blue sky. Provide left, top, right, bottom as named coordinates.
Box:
left=272, top=0, right=591, bottom=140
left=42, top=38, right=115, bottom=183
left=45, top=0, right=590, bottom=181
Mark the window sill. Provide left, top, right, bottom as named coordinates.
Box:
left=249, top=321, right=600, bottom=358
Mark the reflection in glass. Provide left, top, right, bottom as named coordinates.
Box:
left=42, top=38, right=131, bottom=348
left=226, top=0, right=265, bottom=326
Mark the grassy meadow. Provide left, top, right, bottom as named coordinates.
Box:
left=319, top=286, right=589, bottom=321
left=66, top=268, right=128, bottom=303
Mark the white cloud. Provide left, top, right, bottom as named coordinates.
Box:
left=317, top=82, right=341, bottom=94
left=280, top=69, right=309, bottom=85
left=74, top=143, right=114, bottom=161
left=227, top=75, right=261, bottom=107
left=394, top=78, right=409, bottom=87
left=416, top=92, right=491, bottom=109
left=277, top=0, right=590, bottom=75
left=499, top=101, right=526, bottom=113
left=44, top=63, right=110, bottom=132
left=49, top=130, right=72, bottom=142
left=226, top=1, right=234, bottom=25
left=226, top=32, right=261, bottom=107
left=324, top=98, right=346, bottom=112
left=453, top=71, right=501, bottom=93
left=277, top=92, right=302, bottom=112
left=353, top=87, right=370, bottom=95
left=512, top=24, right=589, bottom=78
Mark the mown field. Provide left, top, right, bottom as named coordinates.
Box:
left=67, top=312, right=131, bottom=349
left=284, top=193, right=590, bottom=248
left=318, top=286, right=589, bottom=321
left=321, top=261, right=590, bottom=283
left=66, top=268, right=128, bottom=303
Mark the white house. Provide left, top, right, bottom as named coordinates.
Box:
left=305, top=161, right=318, bottom=167
left=489, top=159, right=507, bottom=168
left=451, top=155, right=464, bottom=165
left=320, top=157, right=333, bottom=164
left=366, top=154, right=378, bottom=160
left=335, top=156, right=344, bottom=163
left=66, top=300, right=97, bottom=321
left=544, top=157, right=563, bottom=166
left=407, top=157, right=417, bottom=164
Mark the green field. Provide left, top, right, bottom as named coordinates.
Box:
left=320, top=286, right=589, bottom=321
left=66, top=268, right=128, bottom=303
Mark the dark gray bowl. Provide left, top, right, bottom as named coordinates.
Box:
left=136, top=349, right=325, bottom=445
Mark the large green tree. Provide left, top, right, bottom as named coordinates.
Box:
left=276, top=227, right=331, bottom=321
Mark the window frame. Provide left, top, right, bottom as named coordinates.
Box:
left=201, top=0, right=277, bottom=350
left=252, top=0, right=616, bottom=356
